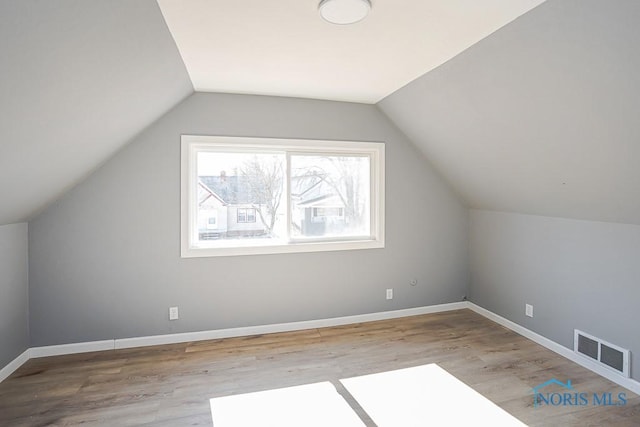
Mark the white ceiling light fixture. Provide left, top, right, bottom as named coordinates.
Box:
left=319, top=0, right=371, bottom=25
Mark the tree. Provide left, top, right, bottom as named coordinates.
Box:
left=292, top=155, right=368, bottom=231
left=326, top=156, right=366, bottom=227
left=239, top=155, right=284, bottom=237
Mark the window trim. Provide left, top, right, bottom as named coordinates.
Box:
left=181, top=135, right=385, bottom=258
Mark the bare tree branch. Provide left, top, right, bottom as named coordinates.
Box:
left=239, top=156, right=284, bottom=237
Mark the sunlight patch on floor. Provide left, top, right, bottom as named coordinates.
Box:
left=341, top=363, right=527, bottom=426
left=209, top=381, right=365, bottom=427
left=210, top=363, right=527, bottom=426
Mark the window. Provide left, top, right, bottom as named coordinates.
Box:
left=237, top=208, right=256, bottom=223
left=312, top=207, right=344, bottom=219
left=181, top=135, right=384, bottom=257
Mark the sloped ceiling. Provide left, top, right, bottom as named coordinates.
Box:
left=158, top=0, right=544, bottom=103
left=3, top=0, right=638, bottom=228
left=380, top=0, right=640, bottom=225
left=0, top=0, right=548, bottom=226
left=0, top=0, right=192, bottom=226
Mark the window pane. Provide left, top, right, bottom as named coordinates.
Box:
left=182, top=135, right=384, bottom=257
left=290, top=155, right=370, bottom=239
left=196, top=151, right=285, bottom=243
left=246, top=208, right=256, bottom=223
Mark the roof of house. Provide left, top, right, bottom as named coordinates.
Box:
left=200, top=173, right=341, bottom=208
left=199, top=176, right=266, bottom=205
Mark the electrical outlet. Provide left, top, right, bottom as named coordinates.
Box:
left=169, top=306, right=179, bottom=320
left=386, top=289, right=393, bottom=300
left=525, top=304, right=533, bottom=318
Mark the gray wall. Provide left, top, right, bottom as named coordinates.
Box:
left=0, top=0, right=192, bottom=225
left=379, top=0, right=640, bottom=226
left=469, top=209, right=640, bottom=381
left=28, top=93, right=468, bottom=346
left=0, top=223, right=29, bottom=368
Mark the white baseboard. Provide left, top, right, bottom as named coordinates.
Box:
left=467, top=302, right=640, bottom=396
left=114, top=303, right=467, bottom=349
left=2, top=301, right=639, bottom=396
left=30, top=340, right=115, bottom=358
left=0, top=349, right=30, bottom=383
left=0, top=303, right=463, bottom=382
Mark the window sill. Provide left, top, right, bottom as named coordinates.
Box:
left=181, top=238, right=384, bottom=258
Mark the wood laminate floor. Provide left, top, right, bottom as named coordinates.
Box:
left=0, top=309, right=638, bottom=426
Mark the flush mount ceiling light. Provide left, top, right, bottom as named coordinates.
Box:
left=319, top=0, right=371, bottom=25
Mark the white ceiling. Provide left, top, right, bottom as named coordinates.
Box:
left=157, top=0, right=545, bottom=104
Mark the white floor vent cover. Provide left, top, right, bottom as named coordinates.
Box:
left=574, top=330, right=630, bottom=378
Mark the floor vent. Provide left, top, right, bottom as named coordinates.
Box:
left=574, top=330, right=630, bottom=378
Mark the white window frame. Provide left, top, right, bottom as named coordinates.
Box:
left=181, top=135, right=385, bottom=257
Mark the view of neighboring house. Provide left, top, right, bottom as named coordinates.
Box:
left=197, top=170, right=356, bottom=241
left=197, top=174, right=266, bottom=240
left=290, top=172, right=349, bottom=237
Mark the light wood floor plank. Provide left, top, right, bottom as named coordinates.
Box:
left=0, top=309, right=638, bottom=426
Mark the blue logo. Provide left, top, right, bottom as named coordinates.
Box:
left=533, top=378, right=627, bottom=408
